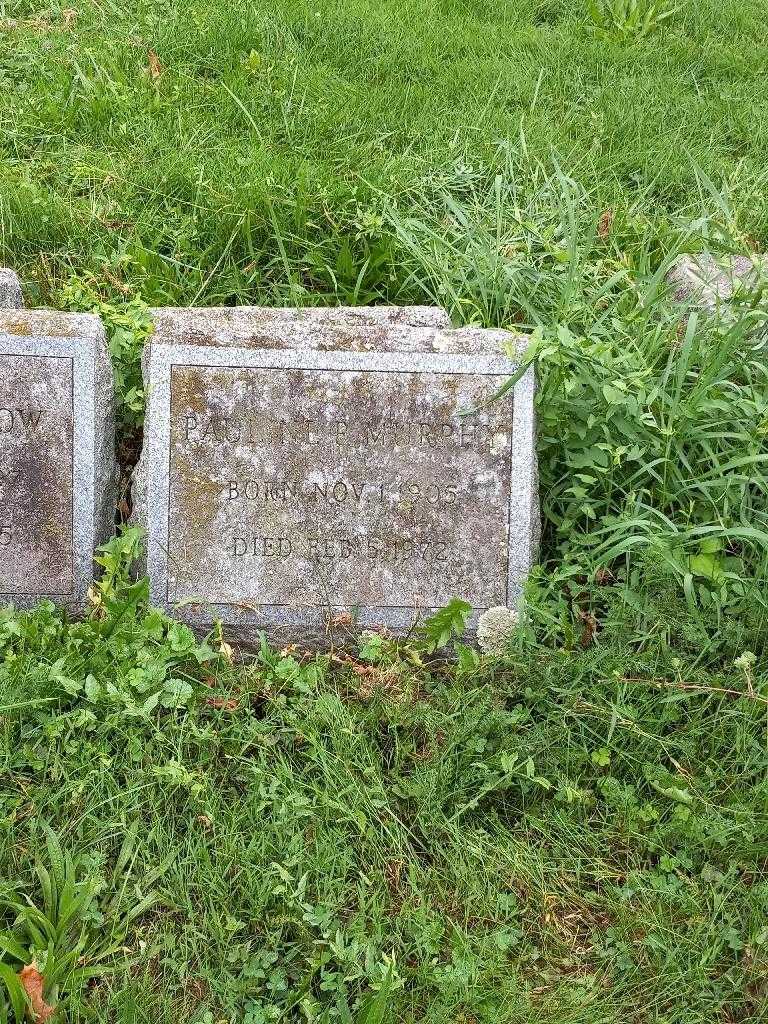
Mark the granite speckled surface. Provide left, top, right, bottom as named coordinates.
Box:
left=0, top=311, right=117, bottom=611
left=149, top=304, right=451, bottom=344
left=0, top=270, right=23, bottom=309
left=135, top=309, right=538, bottom=645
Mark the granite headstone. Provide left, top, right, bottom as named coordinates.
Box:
left=0, top=311, right=117, bottom=610
left=135, top=306, right=538, bottom=643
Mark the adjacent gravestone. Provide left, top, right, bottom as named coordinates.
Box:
left=0, top=270, right=23, bottom=309
left=135, top=306, right=537, bottom=643
left=666, top=253, right=768, bottom=311
left=0, top=311, right=117, bottom=610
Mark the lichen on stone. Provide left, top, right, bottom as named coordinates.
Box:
left=477, top=604, right=519, bottom=655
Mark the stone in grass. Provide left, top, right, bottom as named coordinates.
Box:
left=477, top=604, right=519, bottom=656
left=0, top=311, right=117, bottom=611
left=666, top=253, right=768, bottom=312
left=135, top=306, right=539, bottom=646
left=0, top=269, right=23, bottom=309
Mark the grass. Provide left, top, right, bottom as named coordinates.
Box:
left=1, top=0, right=768, bottom=304
left=1, top=1, right=768, bottom=1021
left=1, top=545, right=767, bottom=1023
left=385, top=155, right=768, bottom=621
left=0, top=260, right=766, bottom=1024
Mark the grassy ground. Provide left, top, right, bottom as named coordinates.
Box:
left=1, top=1, right=768, bottom=1022
left=1, top=542, right=767, bottom=1023
left=1, top=0, right=768, bottom=305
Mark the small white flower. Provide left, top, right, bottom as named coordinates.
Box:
left=734, top=651, right=756, bottom=670
left=477, top=605, right=519, bottom=655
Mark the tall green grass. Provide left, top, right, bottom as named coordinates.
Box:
left=384, top=152, right=768, bottom=633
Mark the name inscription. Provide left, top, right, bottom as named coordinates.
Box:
left=183, top=412, right=489, bottom=450
left=0, top=407, right=43, bottom=435
left=0, top=409, right=41, bottom=542
left=0, top=356, right=74, bottom=596
left=0, top=410, right=44, bottom=509
left=167, top=364, right=514, bottom=609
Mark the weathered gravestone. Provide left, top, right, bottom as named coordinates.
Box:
left=135, top=306, right=537, bottom=643
left=0, top=311, right=117, bottom=610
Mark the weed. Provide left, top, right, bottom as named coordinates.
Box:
left=0, top=529, right=221, bottom=720
left=585, top=0, right=679, bottom=42
left=60, top=275, right=151, bottom=432
left=0, top=825, right=169, bottom=1021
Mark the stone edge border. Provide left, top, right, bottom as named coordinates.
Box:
left=148, top=304, right=452, bottom=336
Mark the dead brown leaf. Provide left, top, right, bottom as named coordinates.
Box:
left=597, top=209, right=614, bottom=239
left=61, top=8, right=77, bottom=27
left=413, top=729, right=445, bottom=761
left=19, top=963, right=56, bottom=1024
left=102, top=268, right=132, bottom=295
left=578, top=611, right=598, bottom=649
left=147, top=49, right=163, bottom=80
left=384, top=858, right=406, bottom=911
left=204, top=696, right=239, bottom=711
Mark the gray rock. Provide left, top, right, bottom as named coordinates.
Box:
left=666, top=253, right=768, bottom=311
left=0, top=270, right=23, bottom=309
left=0, top=310, right=117, bottom=612
left=477, top=604, right=520, bottom=655
left=136, top=308, right=538, bottom=646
